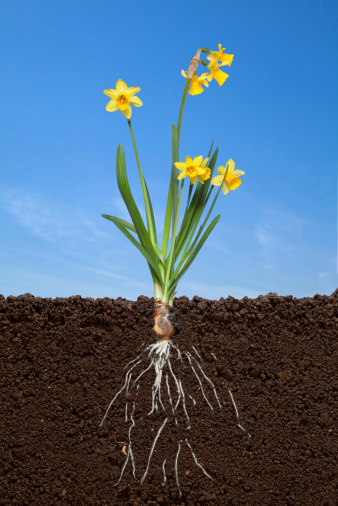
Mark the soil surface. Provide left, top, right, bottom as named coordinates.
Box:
left=1, top=292, right=337, bottom=505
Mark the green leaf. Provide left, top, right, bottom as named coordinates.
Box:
left=115, top=145, right=161, bottom=283
left=168, top=214, right=221, bottom=297
left=102, top=214, right=136, bottom=234
left=153, top=243, right=166, bottom=268
left=144, top=180, right=157, bottom=244
left=116, top=145, right=152, bottom=249
left=171, top=124, right=180, bottom=233
left=128, top=121, right=157, bottom=246
left=102, top=214, right=163, bottom=282
left=161, top=124, right=179, bottom=258
left=175, top=147, right=219, bottom=260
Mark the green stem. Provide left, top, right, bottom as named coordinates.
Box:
left=177, top=169, right=229, bottom=270
left=177, top=185, right=215, bottom=266
left=161, top=77, right=190, bottom=258
left=163, top=181, right=184, bottom=299
left=184, top=185, right=221, bottom=258
left=128, top=119, right=157, bottom=245
left=177, top=78, right=190, bottom=142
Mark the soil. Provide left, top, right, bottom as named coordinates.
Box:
left=0, top=292, right=337, bottom=505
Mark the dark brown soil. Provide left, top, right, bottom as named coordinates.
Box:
left=1, top=292, right=337, bottom=505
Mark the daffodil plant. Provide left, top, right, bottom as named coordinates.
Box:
left=102, top=44, right=244, bottom=341
left=100, top=45, right=249, bottom=491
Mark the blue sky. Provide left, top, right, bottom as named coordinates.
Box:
left=0, top=0, right=337, bottom=300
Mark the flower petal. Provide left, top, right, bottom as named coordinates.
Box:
left=216, top=165, right=226, bottom=175
left=227, top=176, right=241, bottom=190
left=192, top=155, right=203, bottom=166
left=106, top=99, right=119, bottom=112
left=222, top=182, right=230, bottom=194
left=174, top=162, right=187, bottom=170
left=177, top=172, right=186, bottom=180
left=181, top=70, right=187, bottom=78
left=184, top=156, right=193, bottom=165
left=120, top=105, right=132, bottom=119
left=225, top=159, right=235, bottom=172
left=202, top=168, right=211, bottom=180
left=201, top=157, right=209, bottom=167
left=219, top=53, right=234, bottom=66
left=189, top=175, right=197, bottom=184
left=195, top=166, right=207, bottom=174
left=189, top=81, right=204, bottom=95
left=234, top=170, right=245, bottom=176
left=103, top=89, right=118, bottom=99
left=116, top=79, right=128, bottom=93
left=129, top=96, right=143, bottom=107
left=213, top=68, right=229, bottom=86
left=211, top=175, right=223, bottom=186
left=197, top=175, right=205, bottom=184
left=126, top=87, right=140, bottom=97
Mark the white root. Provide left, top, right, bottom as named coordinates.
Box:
left=101, top=337, right=250, bottom=493
left=175, top=442, right=182, bottom=496
left=166, top=373, right=177, bottom=424
left=125, top=401, right=128, bottom=422
left=115, top=385, right=139, bottom=485
left=184, top=351, right=214, bottom=411
left=228, top=388, right=252, bottom=439
left=192, top=345, right=202, bottom=361
left=162, top=458, right=167, bottom=485
left=186, top=350, right=222, bottom=408
left=134, top=360, right=153, bottom=384
left=99, top=358, right=142, bottom=426
left=128, top=384, right=139, bottom=478
left=188, top=392, right=196, bottom=405
left=114, top=447, right=130, bottom=486
left=178, top=378, right=191, bottom=429
left=140, top=417, right=168, bottom=485
left=185, top=438, right=213, bottom=480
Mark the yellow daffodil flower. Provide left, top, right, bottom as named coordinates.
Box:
left=207, top=44, right=234, bottom=67
left=211, top=159, right=245, bottom=194
left=181, top=70, right=210, bottom=95
left=206, top=60, right=229, bottom=87
left=175, top=156, right=210, bottom=184
left=103, top=79, right=143, bottom=119
left=198, top=166, right=211, bottom=184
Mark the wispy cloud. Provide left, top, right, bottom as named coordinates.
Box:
left=0, top=186, right=112, bottom=246
left=254, top=208, right=305, bottom=269
left=2, top=247, right=149, bottom=290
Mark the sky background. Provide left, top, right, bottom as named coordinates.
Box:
left=0, top=0, right=337, bottom=301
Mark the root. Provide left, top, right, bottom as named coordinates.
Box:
left=100, top=305, right=251, bottom=493
left=175, top=442, right=182, bottom=496
left=140, top=417, right=168, bottom=485
left=162, top=458, right=167, bottom=486
left=185, top=438, right=213, bottom=480
left=228, top=388, right=252, bottom=439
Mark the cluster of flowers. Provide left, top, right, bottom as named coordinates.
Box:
left=175, top=156, right=244, bottom=195
left=182, top=44, right=234, bottom=96
left=103, top=44, right=243, bottom=195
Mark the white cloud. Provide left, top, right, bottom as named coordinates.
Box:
left=0, top=186, right=110, bottom=246
left=254, top=208, right=305, bottom=268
